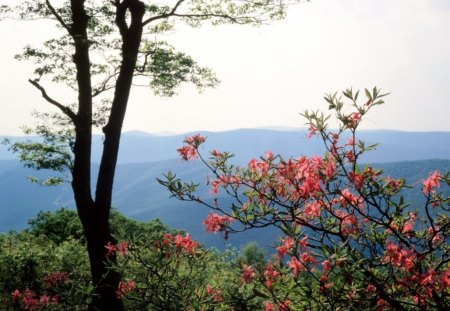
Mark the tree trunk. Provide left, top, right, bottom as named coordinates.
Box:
left=70, top=1, right=145, bottom=310
left=80, top=203, right=122, bottom=311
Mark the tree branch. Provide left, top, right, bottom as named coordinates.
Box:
left=28, top=79, right=77, bottom=124
left=45, top=0, right=71, bottom=33
left=142, top=0, right=185, bottom=26
left=92, top=72, right=119, bottom=97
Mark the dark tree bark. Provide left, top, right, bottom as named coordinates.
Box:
left=69, top=1, right=145, bottom=310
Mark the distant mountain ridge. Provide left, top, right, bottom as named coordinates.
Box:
left=1, top=128, right=450, bottom=249
left=2, top=128, right=450, bottom=164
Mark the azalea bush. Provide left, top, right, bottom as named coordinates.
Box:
left=108, top=228, right=270, bottom=310
left=0, top=209, right=179, bottom=310
left=0, top=232, right=92, bottom=310
left=161, top=88, right=450, bottom=310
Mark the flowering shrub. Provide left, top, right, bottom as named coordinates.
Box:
left=106, top=227, right=211, bottom=310
left=161, top=88, right=450, bottom=310
left=108, top=227, right=274, bottom=310
left=0, top=232, right=92, bottom=310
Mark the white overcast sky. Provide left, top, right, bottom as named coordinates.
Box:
left=1, top=0, right=450, bottom=135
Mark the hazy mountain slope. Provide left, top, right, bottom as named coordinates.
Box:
left=1, top=158, right=449, bottom=249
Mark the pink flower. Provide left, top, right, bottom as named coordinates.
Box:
left=386, top=176, right=402, bottom=191
left=211, top=149, right=222, bottom=157
left=376, top=298, right=388, bottom=311
left=427, top=226, right=442, bottom=244
left=264, top=151, right=274, bottom=161
left=177, top=135, right=206, bottom=160
left=345, top=150, right=355, bottom=162
left=264, top=301, right=274, bottom=311
left=105, top=242, right=117, bottom=256
left=422, top=171, right=441, bottom=195
left=177, top=145, right=198, bottom=161
left=22, top=289, right=38, bottom=310
left=348, top=112, right=361, bottom=128
left=11, top=289, right=20, bottom=302
left=349, top=172, right=364, bottom=189
left=203, top=212, right=234, bottom=233
left=105, top=242, right=128, bottom=256
left=402, top=213, right=417, bottom=235
left=288, top=256, right=303, bottom=278
left=298, top=236, right=308, bottom=250
left=276, top=237, right=294, bottom=259
left=258, top=161, right=270, bottom=174
left=210, top=175, right=241, bottom=194
left=300, top=252, right=317, bottom=266
left=263, top=264, right=279, bottom=289
left=440, top=269, right=450, bottom=288
left=323, top=158, right=336, bottom=179
left=174, top=234, right=199, bottom=254
left=45, top=271, right=69, bottom=288
left=303, top=201, right=321, bottom=218
left=382, top=241, right=416, bottom=271
left=350, top=112, right=361, bottom=121
left=307, top=124, right=317, bottom=138
left=278, top=300, right=292, bottom=311
left=184, top=134, right=206, bottom=146
left=39, top=295, right=50, bottom=307
left=248, top=158, right=259, bottom=172
left=420, top=269, right=435, bottom=286
left=117, top=242, right=129, bottom=256
left=116, top=280, right=135, bottom=299
left=162, top=233, right=173, bottom=246
left=347, top=288, right=356, bottom=300
left=205, top=284, right=223, bottom=301
left=242, top=265, right=256, bottom=283
left=322, top=260, right=331, bottom=273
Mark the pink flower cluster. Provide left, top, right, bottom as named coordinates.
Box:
left=263, top=263, right=279, bottom=289
left=422, top=170, right=441, bottom=195
left=11, top=288, right=58, bottom=310
left=159, top=233, right=199, bottom=255
left=211, top=175, right=241, bottom=194
left=173, top=233, right=199, bottom=255
left=116, top=280, right=135, bottom=299
left=264, top=299, right=291, bottom=311
left=177, top=134, right=206, bottom=161
left=105, top=241, right=129, bottom=256
left=241, top=265, right=256, bottom=283
left=382, top=241, right=416, bottom=270
left=206, top=284, right=223, bottom=302
left=276, top=237, right=294, bottom=259
left=44, top=271, right=68, bottom=288
left=203, top=212, right=234, bottom=233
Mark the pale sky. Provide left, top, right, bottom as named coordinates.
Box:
left=1, top=0, right=450, bottom=135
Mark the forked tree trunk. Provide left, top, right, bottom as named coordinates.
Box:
left=69, top=0, right=145, bottom=310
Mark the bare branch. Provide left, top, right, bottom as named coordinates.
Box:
left=45, top=0, right=71, bottom=33
left=171, top=12, right=252, bottom=24
left=142, top=0, right=185, bottom=26
left=28, top=79, right=77, bottom=124
left=92, top=72, right=119, bottom=97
